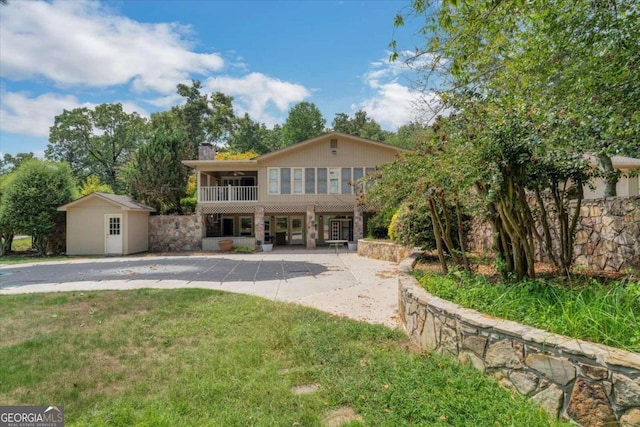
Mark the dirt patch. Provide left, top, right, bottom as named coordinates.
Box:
left=292, top=382, right=320, bottom=395
left=376, top=269, right=399, bottom=279
left=322, top=406, right=363, bottom=426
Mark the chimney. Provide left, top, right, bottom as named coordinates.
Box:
left=199, top=143, right=215, bottom=160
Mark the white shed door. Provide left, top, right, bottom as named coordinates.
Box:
left=105, top=214, right=123, bottom=254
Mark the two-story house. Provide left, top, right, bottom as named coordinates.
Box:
left=183, top=132, right=408, bottom=250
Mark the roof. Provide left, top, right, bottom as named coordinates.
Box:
left=254, top=131, right=410, bottom=161
left=584, top=154, right=640, bottom=168
left=58, top=192, right=156, bottom=212
left=182, top=132, right=410, bottom=169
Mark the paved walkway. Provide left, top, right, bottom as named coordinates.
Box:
left=0, top=250, right=402, bottom=328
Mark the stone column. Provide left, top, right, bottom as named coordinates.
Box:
left=255, top=206, right=265, bottom=245
left=306, top=205, right=317, bottom=249
left=353, top=206, right=364, bottom=241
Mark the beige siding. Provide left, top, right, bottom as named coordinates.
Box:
left=125, top=211, right=150, bottom=254
left=257, top=135, right=397, bottom=204
left=584, top=173, right=640, bottom=199
left=66, top=198, right=122, bottom=255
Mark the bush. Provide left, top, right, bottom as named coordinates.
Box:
left=180, top=197, right=197, bottom=214
left=389, top=201, right=436, bottom=249
left=367, top=209, right=394, bottom=239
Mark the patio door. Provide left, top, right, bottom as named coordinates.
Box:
left=105, top=214, right=123, bottom=255
left=290, top=216, right=304, bottom=245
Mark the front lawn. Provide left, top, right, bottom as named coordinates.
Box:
left=0, top=289, right=566, bottom=426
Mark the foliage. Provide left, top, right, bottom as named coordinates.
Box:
left=0, top=159, right=74, bottom=255
left=366, top=209, right=394, bottom=239
left=385, top=121, right=434, bottom=149
left=416, top=270, right=640, bottom=352
left=174, top=80, right=236, bottom=158
left=121, top=124, right=188, bottom=214
left=227, top=113, right=283, bottom=154
left=282, top=101, right=326, bottom=146
left=331, top=110, right=391, bottom=142
left=78, top=175, right=114, bottom=197
left=179, top=196, right=197, bottom=214
left=0, top=152, right=35, bottom=175
left=46, top=103, right=148, bottom=192
left=0, top=289, right=567, bottom=426
left=215, top=150, right=260, bottom=160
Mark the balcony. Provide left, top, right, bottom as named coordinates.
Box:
left=199, top=186, right=258, bottom=203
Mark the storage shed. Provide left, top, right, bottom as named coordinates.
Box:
left=58, top=192, right=155, bottom=256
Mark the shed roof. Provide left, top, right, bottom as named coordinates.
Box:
left=58, top=192, right=156, bottom=212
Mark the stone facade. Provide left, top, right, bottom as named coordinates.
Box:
left=468, top=196, right=640, bottom=272
left=397, top=255, right=640, bottom=426
left=148, top=215, right=202, bottom=252
left=357, top=239, right=418, bottom=263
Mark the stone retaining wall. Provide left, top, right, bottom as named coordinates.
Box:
left=149, top=215, right=202, bottom=252
left=398, top=256, right=640, bottom=426
left=468, top=196, right=640, bottom=272
left=356, top=239, right=418, bottom=263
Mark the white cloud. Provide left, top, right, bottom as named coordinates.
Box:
left=356, top=53, right=446, bottom=128
left=0, top=0, right=224, bottom=94
left=0, top=91, right=149, bottom=138
left=204, top=72, right=310, bottom=125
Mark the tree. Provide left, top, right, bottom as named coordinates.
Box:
left=174, top=80, right=236, bottom=158
left=282, top=102, right=326, bottom=146
left=121, top=119, right=189, bottom=214
left=0, top=159, right=74, bottom=255
left=227, top=114, right=275, bottom=155
left=1, top=153, right=35, bottom=175
left=386, top=121, right=433, bottom=149
left=47, top=103, right=148, bottom=191
left=79, top=176, right=114, bottom=197
left=331, top=110, right=390, bottom=142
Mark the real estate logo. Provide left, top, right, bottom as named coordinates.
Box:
left=0, top=406, right=64, bottom=427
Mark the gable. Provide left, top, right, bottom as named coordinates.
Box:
left=258, top=133, right=403, bottom=168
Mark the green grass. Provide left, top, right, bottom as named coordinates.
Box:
left=0, top=289, right=566, bottom=426
left=11, top=236, right=33, bottom=252
left=416, top=270, right=640, bottom=352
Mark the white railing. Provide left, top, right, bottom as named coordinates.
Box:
left=200, top=186, right=258, bottom=202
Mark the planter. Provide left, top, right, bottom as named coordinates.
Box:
left=347, top=241, right=357, bottom=251
left=218, top=239, right=233, bottom=252
left=262, top=243, right=273, bottom=252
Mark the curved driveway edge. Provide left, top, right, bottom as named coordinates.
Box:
left=0, top=251, right=401, bottom=328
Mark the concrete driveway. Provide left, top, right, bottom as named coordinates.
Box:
left=0, top=249, right=401, bottom=328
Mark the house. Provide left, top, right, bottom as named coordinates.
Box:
left=584, top=155, right=640, bottom=199
left=183, top=132, right=408, bottom=250
left=58, top=192, right=155, bottom=255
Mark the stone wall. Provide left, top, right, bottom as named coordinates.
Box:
left=149, top=215, right=202, bottom=252
left=356, top=239, right=418, bottom=263
left=467, top=196, right=640, bottom=272
left=398, top=256, right=640, bottom=426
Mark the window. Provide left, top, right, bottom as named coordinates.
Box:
left=341, top=168, right=352, bottom=194
left=280, top=168, right=291, bottom=194
left=330, top=139, right=338, bottom=149
left=268, top=168, right=279, bottom=194
left=317, top=168, right=327, bottom=194
left=353, top=168, right=364, bottom=193
left=240, top=216, right=253, bottom=236
left=293, top=168, right=303, bottom=194
left=305, top=168, right=315, bottom=194
left=329, top=168, right=340, bottom=194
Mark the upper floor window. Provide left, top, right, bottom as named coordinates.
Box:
left=329, top=168, right=340, bottom=194
left=268, top=168, right=279, bottom=194
left=293, top=168, right=303, bottom=194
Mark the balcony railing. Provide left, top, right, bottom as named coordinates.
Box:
left=200, top=186, right=258, bottom=202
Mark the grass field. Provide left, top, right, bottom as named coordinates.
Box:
left=0, top=289, right=566, bottom=426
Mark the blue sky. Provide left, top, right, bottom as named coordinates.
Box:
left=0, top=0, right=432, bottom=157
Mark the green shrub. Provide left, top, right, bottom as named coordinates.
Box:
left=180, top=196, right=197, bottom=214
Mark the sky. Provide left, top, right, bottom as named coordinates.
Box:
left=0, top=0, right=432, bottom=157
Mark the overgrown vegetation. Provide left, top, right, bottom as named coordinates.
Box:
left=0, top=289, right=566, bottom=426
left=415, top=270, right=640, bottom=352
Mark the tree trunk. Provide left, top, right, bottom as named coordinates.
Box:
left=428, top=197, right=448, bottom=274
left=597, top=153, right=619, bottom=198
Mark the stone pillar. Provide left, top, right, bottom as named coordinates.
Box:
left=353, top=206, right=364, bottom=241
left=306, top=205, right=317, bottom=249
left=255, top=206, right=265, bottom=245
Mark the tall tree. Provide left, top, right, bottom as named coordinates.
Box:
left=0, top=159, right=74, bottom=255
left=174, top=80, right=236, bottom=158
left=121, top=112, right=189, bottom=214
left=47, top=103, right=148, bottom=191
left=331, top=110, right=390, bottom=142
left=0, top=153, right=35, bottom=175
left=227, top=114, right=271, bottom=154
left=282, top=102, right=326, bottom=146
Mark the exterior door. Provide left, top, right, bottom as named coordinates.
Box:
left=290, top=216, right=304, bottom=245
left=105, top=214, right=123, bottom=254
